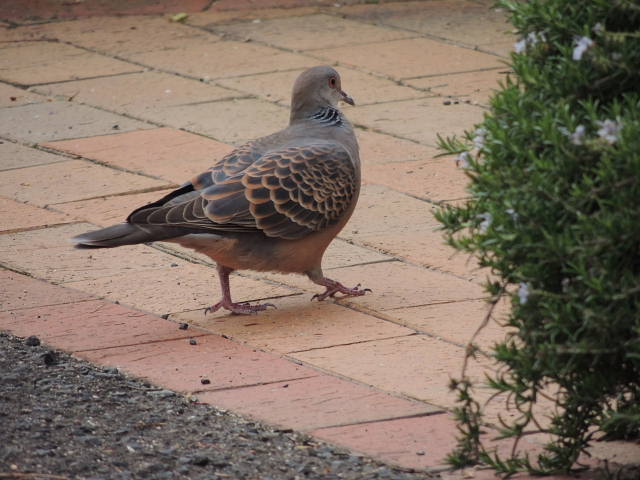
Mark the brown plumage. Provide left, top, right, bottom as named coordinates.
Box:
left=72, top=66, right=369, bottom=314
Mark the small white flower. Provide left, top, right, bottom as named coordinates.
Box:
left=518, top=282, right=530, bottom=305
left=473, top=128, right=487, bottom=149
left=570, top=125, right=586, bottom=145
left=572, top=36, right=594, bottom=60
left=593, top=23, right=604, bottom=34
left=506, top=208, right=518, bottom=221
left=514, top=38, right=527, bottom=53
left=560, top=125, right=586, bottom=145
left=456, top=151, right=470, bottom=169
left=596, top=119, right=623, bottom=144
left=477, top=212, right=493, bottom=233
left=514, top=31, right=545, bottom=53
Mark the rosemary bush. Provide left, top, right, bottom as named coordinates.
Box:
left=436, top=0, right=640, bottom=475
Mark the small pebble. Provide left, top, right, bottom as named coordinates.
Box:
left=189, top=339, right=197, bottom=345
left=179, top=323, right=189, bottom=330
left=160, top=314, right=169, bottom=319
left=416, top=450, right=425, bottom=456
left=200, top=378, right=211, bottom=385
left=112, top=124, right=120, bottom=130
left=25, top=336, right=41, bottom=346
left=443, top=100, right=452, bottom=105
left=41, top=352, right=56, bottom=366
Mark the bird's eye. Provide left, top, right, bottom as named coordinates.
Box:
left=328, top=77, right=337, bottom=88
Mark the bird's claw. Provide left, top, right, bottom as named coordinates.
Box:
left=205, top=301, right=277, bottom=315
left=311, top=282, right=371, bottom=302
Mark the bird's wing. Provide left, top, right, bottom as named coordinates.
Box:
left=190, top=142, right=264, bottom=189
left=127, top=144, right=357, bottom=240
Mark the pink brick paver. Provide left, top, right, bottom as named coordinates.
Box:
left=197, top=375, right=440, bottom=431
left=1, top=2, right=635, bottom=477
left=44, top=128, right=234, bottom=183
left=313, top=413, right=458, bottom=470
left=0, top=299, right=205, bottom=352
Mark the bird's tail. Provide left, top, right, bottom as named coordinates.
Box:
left=72, top=223, right=181, bottom=249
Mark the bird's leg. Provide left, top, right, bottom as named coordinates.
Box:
left=306, top=268, right=371, bottom=302
left=205, top=265, right=276, bottom=315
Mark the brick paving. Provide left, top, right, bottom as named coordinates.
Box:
left=1, top=1, right=638, bottom=477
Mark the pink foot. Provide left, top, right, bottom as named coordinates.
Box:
left=311, top=280, right=371, bottom=302
left=205, top=300, right=276, bottom=316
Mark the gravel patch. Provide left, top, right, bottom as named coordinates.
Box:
left=0, top=332, right=436, bottom=480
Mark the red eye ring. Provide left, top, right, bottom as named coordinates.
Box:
left=328, top=77, right=337, bottom=88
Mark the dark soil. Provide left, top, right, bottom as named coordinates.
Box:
left=0, top=332, right=436, bottom=480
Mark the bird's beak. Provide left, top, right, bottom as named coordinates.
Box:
left=340, top=90, right=355, bottom=106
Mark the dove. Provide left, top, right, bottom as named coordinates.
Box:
left=72, top=65, right=369, bottom=314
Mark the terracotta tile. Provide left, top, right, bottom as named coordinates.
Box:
left=0, top=159, right=169, bottom=206
left=218, top=67, right=423, bottom=107
left=0, top=141, right=66, bottom=171
left=0, top=299, right=200, bottom=351
left=356, top=129, right=439, bottom=165
left=198, top=375, right=439, bottom=431
left=0, top=42, right=142, bottom=86
left=188, top=6, right=321, bottom=27
left=64, top=262, right=299, bottom=316
left=53, top=189, right=175, bottom=226
left=33, top=72, right=240, bottom=121
left=389, top=298, right=512, bottom=352
left=78, top=335, right=318, bottom=393
left=357, top=229, right=482, bottom=279
left=128, top=40, right=312, bottom=80
left=348, top=97, right=485, bottom=146
left=340, top=0, right=514, bottom=52
left=0, top=231, right=188, bottom=285
left=292, top=334, right=494, bottom=408
left=312, top=413, right=458, bottom=470
left=0, top=196, right=74, bottom=233
left=0, top=222, right=96, bottom=250
left=480, top=40, right=516, bottom=58
left=3, top=0, right=210, bottom=23
left=19, top=16, right=220, bottom=56
left=173, top=295, right=412, bottom=354
left=44, top=128, right=234, bottom=183
left=144, top=98, right=289, bottom=145
left=0, top=82, right=44, bottom=107
left=310, top=261, right=484, bottom=312
left=0, top=270, right=92, bottom=312
left=344, top=184, right=437, bottom=237
left=313, top=38, right=503, bottom=80
left=0, top=101, right=151, bottom=143
left=321, top=238, right=390, bottom=270
left=362, top=157, right=470, bottom=202
left=213, top=14, right=414, bottom=51
left=209, top=0, right=339, bottom=11
left=405, top=69, right=508, bottom=106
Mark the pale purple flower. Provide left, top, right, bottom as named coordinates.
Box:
left=596, top=119, right=623, bottom=144
left=514, top=31, right=545, bottom=53
left=518, top=282, right=530, bottom=305
left=456, top=151, right=470, bottom=169
left=473, top=128, right=487, bottom=150
left=570, top=125, right=586, bottom=145
left=573, top=36, right=594, bottom=60
left=514, top=38, right=527, bottom=54
left=477, top=212, right=493, bottom=233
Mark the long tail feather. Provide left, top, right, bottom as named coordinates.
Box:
left=72, top=223, right=182, bottom=249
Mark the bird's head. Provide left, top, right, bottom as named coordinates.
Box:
left=290, top=66, right=354, bottom=122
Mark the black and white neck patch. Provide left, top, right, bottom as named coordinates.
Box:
left=310, top=107, right=343, bottom=127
